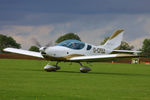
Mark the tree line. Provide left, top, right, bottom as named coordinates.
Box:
left=0, top=33, right=150, bottom=57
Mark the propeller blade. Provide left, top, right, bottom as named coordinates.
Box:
left=32, top=38, right=42, bottom=48
left=45, top=41, right=54, bottom=47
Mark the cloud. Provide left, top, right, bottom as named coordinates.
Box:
left=0, top=0, right=150, bottom=51
left=0, top=25, right=55, bottom=49
left=0, top=13, right=150, bottom=50
left=1, top=0, right=150, bottom=28
left=78, top=25, right=115, bottom=45
left=1, top=0, right=150, bottom=15
left=129, top=37, right=147, bottom=50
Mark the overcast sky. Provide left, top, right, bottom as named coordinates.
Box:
left=0, top=0, right=150, bottom=49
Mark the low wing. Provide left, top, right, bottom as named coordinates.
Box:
left=69, top=54, right=139, bottom=62
left=112, top=50, right=141, bottom=54
left=3, top=48, right=43, bottom=58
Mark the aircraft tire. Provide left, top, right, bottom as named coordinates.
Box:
left=80, top=66, right=91, bottom=73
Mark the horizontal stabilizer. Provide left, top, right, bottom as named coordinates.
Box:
left=112, top=50, right=141, bottom=54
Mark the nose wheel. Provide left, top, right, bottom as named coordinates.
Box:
left=44, top=62, right=60, bottom=72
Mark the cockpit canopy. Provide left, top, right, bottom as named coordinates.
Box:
left=57, top=40, right=85, bottom=50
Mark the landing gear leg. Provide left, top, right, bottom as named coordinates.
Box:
left=78, top=62, right=91, bottom=73
left=55, top=61, right=60, bottom=70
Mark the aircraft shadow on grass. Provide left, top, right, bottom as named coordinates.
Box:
left=57, top=71, right=150, bottom=77
left=21, top=68, right=150, bottom=77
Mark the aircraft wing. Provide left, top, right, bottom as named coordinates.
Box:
left=3, top=48, right=44, bottom=58
left=69, top=54, right=139, bottom=62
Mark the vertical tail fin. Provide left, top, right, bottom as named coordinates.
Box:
left=103, top=29, right=124, bottom=50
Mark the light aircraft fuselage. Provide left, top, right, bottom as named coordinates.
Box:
left=41, top=40, right=111, bottom=61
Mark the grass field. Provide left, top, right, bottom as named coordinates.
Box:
left=0, top=59, right=150, bottom=100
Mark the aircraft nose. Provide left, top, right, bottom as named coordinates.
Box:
left=45, top=46, right=69, bottom=57
left=39, top=47, right=47, bottom=55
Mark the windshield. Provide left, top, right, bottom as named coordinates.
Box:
left=57, top=40, right=85, bottom=50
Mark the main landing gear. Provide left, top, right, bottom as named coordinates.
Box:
left=78, top=62, right=91, bottom=73
left=44, top=62, right=91, bottom=73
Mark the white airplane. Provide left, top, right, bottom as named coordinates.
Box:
left=3, top=29, right=141, bottom=73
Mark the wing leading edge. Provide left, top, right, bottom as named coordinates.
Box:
left=69, top=54, right=139, bottom=62
left=3, top=48, right=43, bottom=58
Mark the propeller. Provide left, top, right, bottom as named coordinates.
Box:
left=32, top=38, right=42, bottom=48
left=45, top=41, right=54, bottom=47
left=31, top=38, right=54, bottom=53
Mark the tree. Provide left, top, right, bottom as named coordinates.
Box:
left=29, top=46, right=39, bottom=52
left=100, top=37, right=134, bottom=50
left=55, top=33, right=81, bottom=44
left=141, top=39, right=150, bottom=57
left=0, top=34, right=21, bottom=53
left=120, top=41, right=134, bottom=50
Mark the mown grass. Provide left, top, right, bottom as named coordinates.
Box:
left=0, top=59, right=150, bottom=100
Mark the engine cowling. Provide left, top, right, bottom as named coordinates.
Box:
left=80, top=66, right=91, bottom=73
